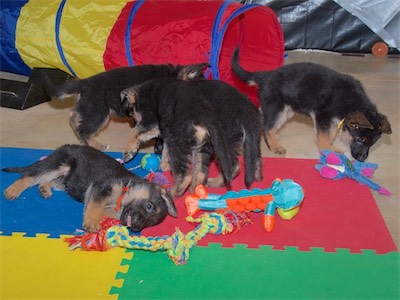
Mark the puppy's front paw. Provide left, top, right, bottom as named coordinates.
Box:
left=329, top=146, right=344, bottom=153
left=123, top=150, right=136, bottom=162
left=82, top=219, right=102, bottom=233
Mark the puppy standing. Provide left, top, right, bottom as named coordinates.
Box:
left=44, top=63, right=209, bottom=151
left=231, top=48, right=391, bottom=161
left=120, top=78, right=263, bottom=196
left=3, top=145, right=177, bottom=232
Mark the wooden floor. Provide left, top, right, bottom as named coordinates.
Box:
left=1, top=50, right=399, bottom=249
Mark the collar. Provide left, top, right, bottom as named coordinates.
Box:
left=114, top=186, right=130, bottom=212
left=337, top=118, right=345, bottom=136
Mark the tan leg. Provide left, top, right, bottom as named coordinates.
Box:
left=38, top=182, right=52, bottom=198
left=124, top=126, right=160, bottom=162
left=160, top=145, right=170, bottom=171
left=70, top=109, right=109, bottom=151
left=191, top=171, right=207, bottom=194
left=317, top=131, right=344, bottom=153
left=87, top=138, right=109, bottom=151
left=4, top=177, right=34, bottom=200
left=264, top=129, right=286, bottom=154
left=83, top=201, right=105, bottom=232
left=171, top=174, right=192, bottom=197
left=207, top=173, right=225, bottom=188
left=255, top=158, right=263, bottom=182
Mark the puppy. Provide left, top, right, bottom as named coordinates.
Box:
left=120, top=78, right=263, bottom=197
left=231, top=48, right=391, bottom=161
left=2, top=144, right=177, bottom=232
left=44, top=63, right=209, bottom=151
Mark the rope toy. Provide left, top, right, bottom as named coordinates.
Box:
left=65, top=212, right=249, bottom=265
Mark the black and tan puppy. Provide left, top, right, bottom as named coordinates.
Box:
left=120, top=78, right=263, bottom=197
left=232, top=48, right=391, bottom=161
left=2, top=145, right=177, bottom=232
left=44, top=63, right=209, bottom=151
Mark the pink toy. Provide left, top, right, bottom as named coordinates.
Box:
left=315, top=150, right=391, bottom=196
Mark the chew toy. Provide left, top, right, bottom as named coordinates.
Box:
left=184, top=178, right=304, bottom=232
left=315, top=150, right=391, bottom=196
left=65, top=212, right=249, bottom=265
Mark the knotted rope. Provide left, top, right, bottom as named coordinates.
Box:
left=66, top=212, right=244, bottom=265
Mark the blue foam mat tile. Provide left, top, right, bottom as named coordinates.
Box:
left=0, top=147, right=150, bottom=237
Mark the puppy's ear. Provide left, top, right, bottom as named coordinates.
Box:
left=378, top=114, right=392, bottom=134
left=179, top=63, right=210, bottom=81
left=160, top=188, right=177, bottom=217
left=347, top=112, right=374, bottom=130
left=120, top=89, right=128, bottom=103
left=120, top=87, right=137, bottom=104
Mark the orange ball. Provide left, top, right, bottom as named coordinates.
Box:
left=372, top=42, right=388, bottom=57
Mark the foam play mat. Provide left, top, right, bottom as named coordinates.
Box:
left=0, top=147, right=398, bottom=299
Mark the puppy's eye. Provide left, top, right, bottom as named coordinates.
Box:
left=145, top=202, right=155, bottom=213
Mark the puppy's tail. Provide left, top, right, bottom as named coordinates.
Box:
left=231, top=47, right=257, bottom=85
left=2, top=166, right=28, bottom=173
left=208, top=124, right=238, bottom=185
left=242, top=124, right=262, bottom=189
left=43, top=75, right=81, bottom=100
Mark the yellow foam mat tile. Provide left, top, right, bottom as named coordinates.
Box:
left=0, top=233, right=133, bottom=299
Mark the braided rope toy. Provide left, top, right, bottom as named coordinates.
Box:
left=65, top=212, right=249, bottom=265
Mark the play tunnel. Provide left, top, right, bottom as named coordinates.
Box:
left=1, top=0, right=284, bottom=104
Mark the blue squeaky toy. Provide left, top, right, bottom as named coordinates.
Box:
left=141, top=153, right=161, bottom=172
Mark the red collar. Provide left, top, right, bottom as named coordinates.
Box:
left=114, top=186, right=130, bottom=212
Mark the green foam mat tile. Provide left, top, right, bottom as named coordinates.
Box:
left=110, top=245, right=399, bottom=299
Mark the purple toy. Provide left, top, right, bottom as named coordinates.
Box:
left=315, top=150, right=391, bottom=196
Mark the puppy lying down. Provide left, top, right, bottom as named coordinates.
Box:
left=121, top=78, right=263, bottom=197
left=2, top=145, right=177, bottom=232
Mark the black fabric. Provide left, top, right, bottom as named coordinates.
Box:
left=245, top=0, right=399, bottom=54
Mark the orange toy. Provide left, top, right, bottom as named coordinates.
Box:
left=184, top=179, right=305, bottom=232
left=185, top=184, right=273, bottom=216
left=372, top=42, right=389, bottom=57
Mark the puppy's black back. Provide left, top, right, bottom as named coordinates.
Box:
left=233, top=48, right=377, bottom=115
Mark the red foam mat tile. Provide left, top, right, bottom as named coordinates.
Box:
left=143, top=157, right=397, bottom=253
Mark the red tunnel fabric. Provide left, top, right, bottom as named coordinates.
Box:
left=104, top=0, right=284, bottom=105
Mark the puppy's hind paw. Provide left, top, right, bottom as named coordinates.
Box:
left=4, top=186, right=21, bottom=200
left=39, top=183, right=52, bottom=198
left=270, top=145, right=287, bottom=155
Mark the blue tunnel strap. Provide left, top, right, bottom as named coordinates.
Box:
left=125, top=0, right=145, bottom=67
left=55, top=0, right=77, bottom=77
left=210, top=1, right=260, bottom=79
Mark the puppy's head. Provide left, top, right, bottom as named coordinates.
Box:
left=119, top=182, right=177, bottom=232
left=344, top=111, right=391, bottom=161
left=177, top=63, right=210, bottom=81
left=120, top=87, right=141, bottom=124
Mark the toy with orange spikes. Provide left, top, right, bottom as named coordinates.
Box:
left=184, top=178, right=304, bottom=232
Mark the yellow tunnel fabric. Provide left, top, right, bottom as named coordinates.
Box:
left=16, top=0, right=128, bottom=78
